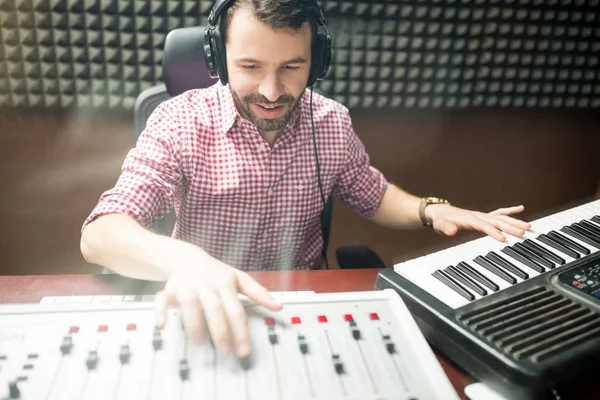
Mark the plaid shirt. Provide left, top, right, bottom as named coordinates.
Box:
left=83, top=83, right=388, bottom=270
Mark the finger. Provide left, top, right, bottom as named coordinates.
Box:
left=490, top=214, right=531, bottom=232
left=435, top=220, right=458, bottom=237
left=236, top=271, right=283, bottom=311
left=484, top=215, right=527, bottom=237
left=466, top=216, right=506, bottom=241
left=479, top=221, right=506, bottom=241
left=196, top=288, right=232, bottom=355
left=218, top=284, right=251, bottom=358
left=176, top=288, right=206, bottom=345
left=154, top=289, right=175, bottom=328
left=489, top=205, right=525, bottom=216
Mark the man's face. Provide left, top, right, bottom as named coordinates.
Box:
left=225, top=6, right=312, bottom=132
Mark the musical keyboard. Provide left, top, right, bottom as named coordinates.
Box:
left=394, top=200, right=600, bottom=309
left=375, top=199, right=600, bottom=400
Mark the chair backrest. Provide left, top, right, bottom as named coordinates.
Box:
left=134, top=26, right=218, bottom=140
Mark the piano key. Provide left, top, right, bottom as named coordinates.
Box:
left=521, top=239, right=565, bottom=265
left=562, top=225, right=600, bottom=249
left=398, top=251, right=475, bottom=308
left=580, top=220, right=600, bottom=236
left=592, top=215, right=600, bottom=225
left=453, top=240, right=512, bottom=288
left=473, top=256, right=517, bottom=284
left=445, top=266, right=487, bottom=296
left=556, top=211, right=600, bottom=252
left=572, top=222, right=600, bottom=244
left=501, top=246, right=546, bottom=273
left=456, top=262, right=499, bottom=291
left=537, top=234, right=580, bottom=259
left=486, top=252, right=529, bottom=280
left=547, top=231, right=590, bottom=255
left=432, top=270, right=475, bottom=301
left=513, top=242, right=555, bottom=269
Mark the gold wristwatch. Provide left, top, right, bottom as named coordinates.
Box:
left=419, top=197, right=450, bottom=227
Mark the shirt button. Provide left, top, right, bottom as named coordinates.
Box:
left=267, top=189, right=273, bottom=196
left=262, top=232, right=269, bottom=239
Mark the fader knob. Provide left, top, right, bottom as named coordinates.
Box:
left=8, top=380, right=20, bottom=399
left=60, top=336, right=73, bottom=355
left=119, top=344, right=131, bottom=364
left=86, top=350, right=99, bottom=370
left=152, top=330, right=163, bottom=350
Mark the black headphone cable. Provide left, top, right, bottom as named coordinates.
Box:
left=309, top=86, right=329, bottom=270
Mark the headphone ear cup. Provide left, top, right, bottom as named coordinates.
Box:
left=211, top=28, right=229, bottom=85
left=204, top=28, right=219, bottom=79
left=308, top=34, right=327, bottom=87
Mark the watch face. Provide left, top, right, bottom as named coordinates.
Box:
left=428, top=197, right=445, bottom=204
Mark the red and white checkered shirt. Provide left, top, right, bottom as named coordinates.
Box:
left=83, top=83, right=388, bottom=270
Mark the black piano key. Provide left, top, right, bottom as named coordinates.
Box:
left=432, top=270, right=475, bottom=301
left=513, top=242, right=555, bottom=269
left=547, top=231, right=590, bottom=255
left=592, top=216, right=600, bottom=225
left=558, top=227, right=596, bottom=252
left=564, top=225, right=600, bottom=249
left=580, top=220, right=600, bottom=237
left=573, top=222, right=600, bottom=244
left=473, top=256, right=517, bottom=284
left=522, top=239, right=565, bottom=265
left=486, top=251, right=529, bottom=279
left=445, top=266, right=487, bottom=296
left=537, top=234, right=579, bottom=259
left=502, top=246, right=546, bottom=273
left=456, top=262, right=499, bottom=291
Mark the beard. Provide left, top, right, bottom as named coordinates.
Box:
left=231, top=89, right=301, bottom=132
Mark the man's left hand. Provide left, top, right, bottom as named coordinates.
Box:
left=425, top=204, right=532, bottom=242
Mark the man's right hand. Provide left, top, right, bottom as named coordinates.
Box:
left=153, top=247, right=282, bottom=359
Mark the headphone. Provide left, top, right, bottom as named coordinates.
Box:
left=203, top=0, right=332, bottom=88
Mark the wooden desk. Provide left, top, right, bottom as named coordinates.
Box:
left=0, top=269, right=471, bottom=400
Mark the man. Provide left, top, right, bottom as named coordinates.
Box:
left=80, top=0, right=530, bottom=359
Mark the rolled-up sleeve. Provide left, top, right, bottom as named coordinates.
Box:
left=332, top=123, right=389, bottom=219
left=82, top=102, right=184, bottom=231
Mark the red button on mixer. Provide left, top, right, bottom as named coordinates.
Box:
left=344, top=314, right=354, bottom=322
left=291, top=317, right=302, bottom=324
left=264, top=317, right=275, bottom=326
left=369, top=313, right=379, bottom=320
left=69, top=326, right=79, bottom=333
left=126, top=323, right=136, bottom=331
left=318, top=315, right=328, bottom=323
left=98, top=325, right=108, bottom=332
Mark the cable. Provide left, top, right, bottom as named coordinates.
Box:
left=309, top=86, right=329, bottom=270
left=546, top=378, right=563, bottom=400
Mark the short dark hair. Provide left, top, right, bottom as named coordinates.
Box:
left=219, top=0, right=318, bottom=45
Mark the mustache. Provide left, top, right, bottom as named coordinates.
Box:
left=242, top=93, right=295, bottom=105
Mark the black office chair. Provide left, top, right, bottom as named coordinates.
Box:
left=134, top=27, right=385, bottom=270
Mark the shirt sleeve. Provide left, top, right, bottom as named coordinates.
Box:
left=82, top=102, right=185, bottom=231
left=332, top=121, right=389, bottom=219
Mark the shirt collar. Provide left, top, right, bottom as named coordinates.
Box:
left=218, top=83, right=239, bottom=135
left=218, top=83, right=305, bottom=137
